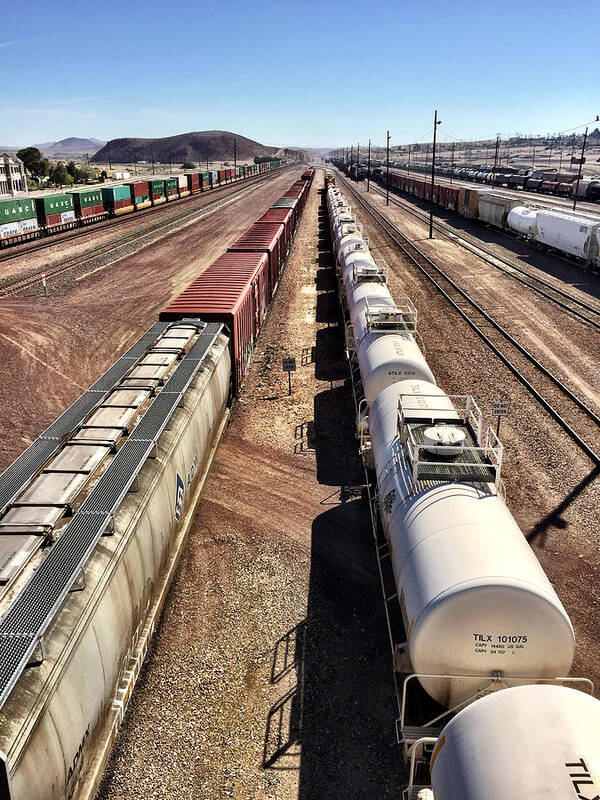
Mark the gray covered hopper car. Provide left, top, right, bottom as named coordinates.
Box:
left=0, top=320, right=231, bottom=800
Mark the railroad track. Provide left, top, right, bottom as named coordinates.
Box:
left=367, top=182, right=600, bottom=330
left=336, top=172, right=600, bottom=466
left=0, top=168, right=295, bottom=298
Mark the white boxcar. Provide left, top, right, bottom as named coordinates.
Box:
left=368, top=380, right=575, bottom=706
left=431, top=685, right=600, bottom=800
left=0, top=329, right=231, bottom=800
left=535, top=209, right=600, bottom=261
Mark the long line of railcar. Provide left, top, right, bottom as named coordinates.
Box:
left=331, top=158, right=600, bottom=269
left=0, top=168, right=314, bottom=800
left=0, top=159, right=288, bottom=249
left=325, top=173, right=599, bottom=800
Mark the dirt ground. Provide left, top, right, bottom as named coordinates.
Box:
left=96, top=171, right=402, bottom=800
left=340, top=172, right=600, bottom=693
left=0, top=167, right=303, bottom=472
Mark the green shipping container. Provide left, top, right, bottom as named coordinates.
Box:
left=165, top=178, right=178, bottom=196
left=38, top=194, right=74, bottom=214
left=102, top=185, right=131, bottom=203
left=149, top=179, right=165, bottom=197
left=201, top=171, right=211, bottom=186
left=72, top=188, right=103, bottom=209
left=0, top=197, right=36, bottom=223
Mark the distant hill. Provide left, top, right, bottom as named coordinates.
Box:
left=34, top=137, right=106, bottom=158
left=91, top=130, right=294, bottom=165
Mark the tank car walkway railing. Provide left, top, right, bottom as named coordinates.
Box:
left=0, top=321, right=170, bottom=515
left=0, top=321, right=223, bottom=708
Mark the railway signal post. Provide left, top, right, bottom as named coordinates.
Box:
left=41, top=271, right=47, bottom=296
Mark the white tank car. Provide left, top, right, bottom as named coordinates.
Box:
left=431, top=685, right=600, bottom=800
left=507, top=205, right=538, bottom=237
left=346, top=282, right=396, bottom=326
left=367, top=380, right=574, bottom=707
left=0, top=327, right=231, bottom=800
left=353, top=315, right=435, bottom=405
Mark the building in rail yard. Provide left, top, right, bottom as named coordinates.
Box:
left=0, top=153, right=28, bottom=197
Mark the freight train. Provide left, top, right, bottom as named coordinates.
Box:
left=338, top=157, right=600, bottom=202
left=343, top=164, right=600, bottom=268
left=0, top=160, right=286, bottom=248
left=326, top=178, right=600, bottom=798
left=0, top=168, right=314, bottom=800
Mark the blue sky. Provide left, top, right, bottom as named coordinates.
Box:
left=1, top=0, right=598, bottom=149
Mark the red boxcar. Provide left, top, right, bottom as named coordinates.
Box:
left=271, top=197, right=299, bottom=228
left=228, top=222, right=285, bottom=297
left=218, top=169, right=227, bottom=185
left=159, top=251, right=270, bottom=393
left=255, top=207, right=294, bottom=253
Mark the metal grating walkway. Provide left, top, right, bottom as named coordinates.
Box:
left=0, top=322, right=170, bottom=513
left=0, top=321, right=222, bottom=707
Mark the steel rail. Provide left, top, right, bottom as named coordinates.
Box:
left=336, top=172, right=600, bottom=466
left=368, top=182, right=600, bottom=329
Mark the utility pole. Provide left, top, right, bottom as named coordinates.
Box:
left=408, top=143, right=411, bottom=176
left=107, top=141, right=112, bottom=171
left=493, top=134, right=500, bottom=175
left=558, top=150, right=563, bottom=173
left=367, top=138, right=371, bottom=191
left=206, top=143, right=209, bottom=171
left=429, top=109, right=441, bottom=239
left=150, top=144, right=155, bottom=175
left=532, top=142, right=536, bottom=171
left=386, top=130, right=390, bottom=205
left=357, top=142, right=360, bottom=179
left=233, top=137, right=237, bottom=169
left=570, top=134, right=576, bottom=170
left=573, top=127, right=588, bottom=211
left=450, top=141, right=455, bottom=183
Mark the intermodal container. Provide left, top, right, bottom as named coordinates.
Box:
left=165, top=178, right=178, bottom=200
left=172, top=175, right=189, bottom=197
left=228, top=222, right=286, bottom=297
left=101, top=185, right=134, bottom=215
left=35, top=194, right=76, bottom=227
left=160, top=251, right=270, bottom=393
left=218, top=169, right=227, bottom=185
left=0, top=197, right=36, bottom=224
left=149, top=179, right=166, bottom=205
left=186, top=173, right=200, bottom=193
left=71, top=188, right=106, bottom=219
left=255, top=207, right=294, bottom=252
left=128, top=181, right=151, bottom=209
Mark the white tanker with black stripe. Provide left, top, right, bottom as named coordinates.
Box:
left=326, top=175, right=600, bottom=798
left=0, top=322, right=231, bottom=800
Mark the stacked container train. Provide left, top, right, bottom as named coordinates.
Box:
left=0, top=168, right=313, bottom=800
left=325, top=175, right=600, bottom=799
left=0, top=159, right=286, bottom=247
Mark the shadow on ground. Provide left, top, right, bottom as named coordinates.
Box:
left=262, top=186, right=402, bottom=799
